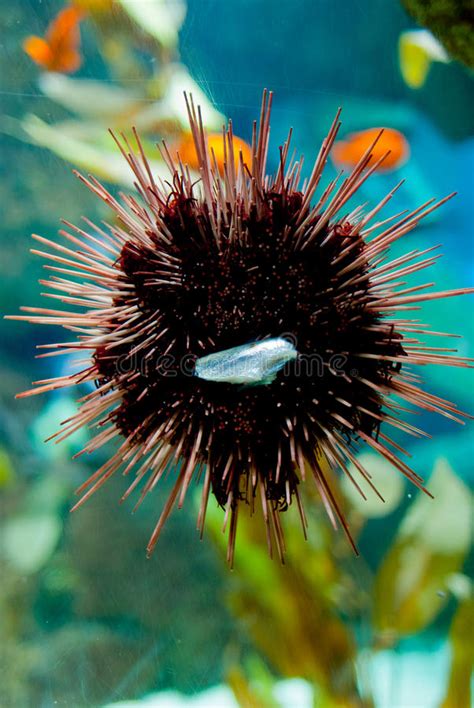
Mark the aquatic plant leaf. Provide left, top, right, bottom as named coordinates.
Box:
left=118, top=0, right=186, bottom=49
left=373, top=458, right=472, bottom=636
left=440, top=596, right=474, bottom=708
left=21, top=472, right=71, bottom=517
left=399, top=36, right=432, bottom=89
left=0, top=448, right=15, bottom=488
left=226, top=663, right=279, bottom=708
left=227, top=664, right=314, bottom=708
left=73, top=0, right=114, bottom=11
left=35, top=64, right=224, bottom=141
left=133, top=63, right=225, bottom=133
left=341, top=452, right=404, bottom=518
left=38, top=73, right=143, bottom=122
left=1, top=474, right=71, bottom=574
left=399, top=30, right=449, bottom=89
left=31, top=396, right=88, bottom=460
left=205, top=499, right=365, bottom=706
left=2, top=515, right=62, bottom=574
left=21, top=115, right=169, bottom=185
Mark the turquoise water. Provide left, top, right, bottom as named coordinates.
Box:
left=0, top=1, right=473, bottom=706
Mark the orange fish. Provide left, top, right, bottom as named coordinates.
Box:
left=332, top=127, right=410, bottom=172
left=23, top=5, right=84, bottom=74
left=174, top=133, right=253, bottom=175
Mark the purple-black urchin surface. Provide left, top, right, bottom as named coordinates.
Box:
left=10, top=91, right=473, bottom=565
left=107, top=191, right=398, bottom=509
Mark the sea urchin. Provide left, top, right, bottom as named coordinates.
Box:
left=11, top=91, right=473, bottom=565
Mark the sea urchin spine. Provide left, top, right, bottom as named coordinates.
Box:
left=9, top=91, right=473, bottom=565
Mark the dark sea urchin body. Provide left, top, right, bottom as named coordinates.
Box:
left=12, top=92, right=472, bottom=564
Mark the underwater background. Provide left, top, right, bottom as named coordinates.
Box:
left=0, top=1, right=473, bottom=706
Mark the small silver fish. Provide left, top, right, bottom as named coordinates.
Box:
left=194, top=337, right=298, bottom=386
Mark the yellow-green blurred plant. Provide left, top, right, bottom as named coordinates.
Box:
left=373, top=458, right=472, bottom=640
left=206, top=486, right=374, bottom=708
left=440, top=591, right=473, bottom=708
left=205, top=451, right=472, bottom=706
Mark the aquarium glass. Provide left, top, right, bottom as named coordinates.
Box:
left=0, top=1, right=473, bottom=707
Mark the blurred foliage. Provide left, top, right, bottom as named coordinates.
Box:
left=0, top=464, right=232, bottom=705
left=204, top=453, right=473, bottom=707
left=12, top=1, right=224, bottom=185
left=398, top=29, right=450, bottom=90
left=206, top=489, right=374, bottom=707
left=373, top=459, right=472, bottom=639
left=401, top=0, right=474, bottom=68
left=440, top=594, right=473, bottom=708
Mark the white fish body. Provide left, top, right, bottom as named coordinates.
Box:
left=194, top=337, right=297, bottom=386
